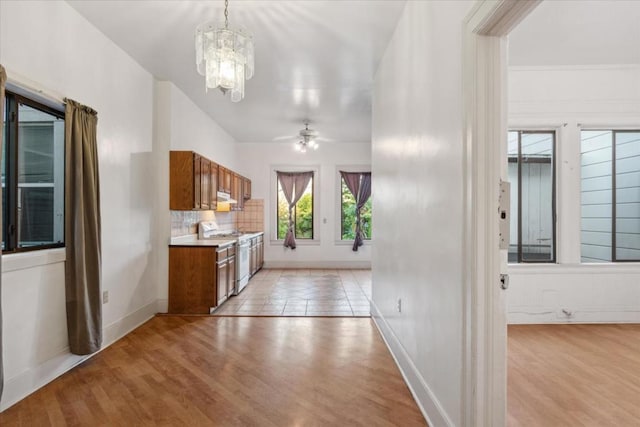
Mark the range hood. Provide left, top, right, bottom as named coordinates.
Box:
left=217, top=191, right=237, bottom=204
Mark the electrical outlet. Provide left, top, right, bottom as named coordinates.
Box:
left=397, top=298, right=402, bottom=313
left=103, top=290, right=109, bottom=304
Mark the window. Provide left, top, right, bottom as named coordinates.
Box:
left=507, top=130, right=556, bottom=263
left=340, top=175, right=372, bottom=240
left=2, top=91, right=65, bottom=252
left=276, top=174, right=314, bottom=239
left=581, top=130, right=640, bottom=262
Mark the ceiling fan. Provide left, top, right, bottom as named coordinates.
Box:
left=295, top=122, right=319, bottom=152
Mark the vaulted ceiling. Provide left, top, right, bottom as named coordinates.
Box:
left=67, top=0, right=407, bottom=144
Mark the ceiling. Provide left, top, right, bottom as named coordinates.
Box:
left=67, top=0, right=406, bottom=143
left=509, top=0, right=640, bottom=66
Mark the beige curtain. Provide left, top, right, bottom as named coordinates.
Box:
left=277, top=171, right=313, bottom=249
left=65, top=98, right=102, bottom=355
left=0, top=64, right=6, bottom=400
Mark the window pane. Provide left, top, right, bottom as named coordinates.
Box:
left=507, top=131, right=519, bottom=262
left=277, top=183, right=288, bottom=239
left=615, top=131, right=640, bottom=261
left=294, top=178, right=313, bottom=239
left=580, top=130, right=613, bottom=262
left=341, top=177, right=372, bottom=240
left=520, top=132, right=554, bottom=262
left=17, top=103, right=64, bottom=248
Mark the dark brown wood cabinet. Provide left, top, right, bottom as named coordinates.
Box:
left=170, top=151, right=217, bottom=210
left=257, top=235, right=264, bottom=270
left=170, top=150, right=248, bottom=211
left=168, top=243, right=236, bottom=314
left=231, top=173, right=244, bottom=211
left=218, top=166, right=232, bottom=193
left=200, top=157, right=211, bottom=210
left=243, top=177, right=251, bottom=200
left=168, top=246, right=216, bottom=314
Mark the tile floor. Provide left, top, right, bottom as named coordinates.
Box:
left=213, top=268, right=372, bottom=317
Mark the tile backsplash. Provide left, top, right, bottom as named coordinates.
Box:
left=237, top=199, right=264, bottom=232
left=170, top=210, right=236, bottom=237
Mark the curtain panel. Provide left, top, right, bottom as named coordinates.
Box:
left=0, top=64, right=6, bottom=400
left=340, top=171, right=372, bottom=251
left=65, top=98, right=103, bottom=355
left=277, top=171, right=313, bottom=249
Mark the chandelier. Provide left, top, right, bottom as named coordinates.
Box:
left=294, top=123, right=319, bottom=153
left=195, top=0, right=254, bottom=102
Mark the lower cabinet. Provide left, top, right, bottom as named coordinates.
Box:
left=168, top=243, right=236, bottom=314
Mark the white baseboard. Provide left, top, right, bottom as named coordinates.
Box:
left=1, top=299, right=158, bottom=412
left=508, top=306, right=640, bottom=324
left=156, top=298, right=168, bottom=313
left=264, top=260, right=371, bottom=269
left=370, top=302, right=453, bottom=427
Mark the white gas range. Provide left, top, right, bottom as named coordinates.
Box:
left=199, top=221, right=251, bottom=295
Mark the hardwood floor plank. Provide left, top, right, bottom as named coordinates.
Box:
left=508, top=324, right=640, bottom=427
left=1, top=316, right=425, bottom=426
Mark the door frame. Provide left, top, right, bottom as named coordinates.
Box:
left=462, top=1, right=542, bottom=425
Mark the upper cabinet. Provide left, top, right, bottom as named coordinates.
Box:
left=170, top=150, right=250, bottom=211
left=218, top=166, right=232, bottom=194
left=243, top=177, right=251, bottom=200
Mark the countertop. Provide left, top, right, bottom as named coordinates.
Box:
left=169, top=231, right=264, bottom=247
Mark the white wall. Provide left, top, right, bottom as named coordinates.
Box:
left=235, top=142, right=371, bottom=268
left=508, top=65, right=640, bottom=323
left=154, top=81, right=238, bottom=311
left=371, top=1, right=473, bottom=425
left=0, top=0, right=157, bottom=410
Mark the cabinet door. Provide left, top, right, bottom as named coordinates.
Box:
left=258, top=240, right=264, bottom=269
left=227, top=255, right=236, bottom=296
left=201, top=157, right=211, bottom=210
left=250, top=241, right=257, bottom=275
left=193, top=154, right=201, bottom=209
left=217, top=260, right=228, bottom=306
left=217, top=166, right=225, bottom=192
left=232, top=174, right=244, bottom=211
left=210, top=162, right=218, bottom=210
left=243, top=178, right=251, bottom=200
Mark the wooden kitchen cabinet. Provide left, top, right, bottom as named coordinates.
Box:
left=227, top=255, right=236, bottom=297
left=200, top=157, right=211, bottom=210
left=210, top=162, right=218, bottom=210
left=170, top=151, right=214, bottom=210
left=231, top=173, right=244, bottom=211
left=257, top=235, right=264, bottom=270
left=243, top=177, right=251, bottom=200
left=216, top=258, right=228, bottom=306
left=168, top=246, right=216, bottom=314
left=218, top=166, right=232, bottom=193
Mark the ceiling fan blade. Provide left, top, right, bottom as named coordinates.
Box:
left=272, top=135, right=297, bottom=142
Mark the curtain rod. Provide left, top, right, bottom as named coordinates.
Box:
left=5, top=67, right=66, bottom=109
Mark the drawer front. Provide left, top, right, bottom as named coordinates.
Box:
left=257, top=235, right=263, bottom=243
left=216, top=247, right=228, bottom=261
left=227, top=244, right=236, bottom=257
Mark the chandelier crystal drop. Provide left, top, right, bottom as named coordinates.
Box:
left=195, top=0, right=254, bottom=102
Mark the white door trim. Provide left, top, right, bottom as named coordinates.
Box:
left=462, top=1, right=541, bottom=426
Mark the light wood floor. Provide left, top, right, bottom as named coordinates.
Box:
left=508, top=324, right=640, bottom=426
left=0, top=316, right=426, bottom=426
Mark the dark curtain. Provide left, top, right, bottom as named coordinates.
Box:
left=341, top=171, right=372, bottom=251
left=64, top=98, right=102, bottom=355
left=277, top=171, right=313, bottom=249
left=0, top=64, right=6, bottom=400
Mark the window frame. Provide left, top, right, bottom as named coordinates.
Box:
left=3, top=90, right=66, bottom=254
left=336, top=166, right=372, bottom=243
left=508, top=129, right=557, bottom=264
left=581, top=128, right=640, bottom=263
left=271, top=165, right=319, bottom=245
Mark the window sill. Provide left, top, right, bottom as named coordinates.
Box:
left=270, top=239, right=321, bottom=247
left=508, top=262, right=640, bottom=275
left=334, top=240, right=372, bottom=246
left=2, top=247, right=66, bottom=273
